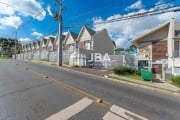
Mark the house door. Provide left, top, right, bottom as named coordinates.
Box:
left=152, top=64, right=162, bottom=79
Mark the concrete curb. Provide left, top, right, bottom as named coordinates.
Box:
left=15, top=59, right=180, bottom=96
left=108, top=74, right=180, bottom=95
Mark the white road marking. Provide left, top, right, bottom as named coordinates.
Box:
left=45, top=97, right=93, bottom=120
left=103, top=111, right=126, bottom=120
left=110, top=105, right=149, bottom=120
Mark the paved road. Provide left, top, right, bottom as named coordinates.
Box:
left=0, top=59, right=180, bottom=120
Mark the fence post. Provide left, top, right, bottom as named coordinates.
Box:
left=123, top=54, right=125, bottom=66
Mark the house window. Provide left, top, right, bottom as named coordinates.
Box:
left=178, top=42, right=180, bottom=57
left=138, top=60, right=150, bottom=70
left=174, top=41, right=180, bottom=57
left=85, top=41, right=92, bottom=50
left=70, top=44, right=75, bottom=51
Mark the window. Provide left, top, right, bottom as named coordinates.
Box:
left=138, top=60, right=150, bottom=70
left=70, top=44, right=75, bottom=51
left=85, top=41, right=92, bottom=50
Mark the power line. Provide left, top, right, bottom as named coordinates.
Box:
left=0, top=1, right=45, bottom=32
left=0, top=1, right=35, bottom=15
left=94, top=5, right=180, bottom=25
left=66, top=0, right=175, bottom=22
left=63, top=4, right=180, bottom=31
left=66, top=0, right=127, bottom=21
left=17, top=9, right=45, bottom=31
left=62, top=0, right=177, bottom=30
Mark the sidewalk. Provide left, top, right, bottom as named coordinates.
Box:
left=108, top=74, right=180, bottom=93
left=62, top=65, right=180, bottom=95
left=23, top=60, right=180, bottom=95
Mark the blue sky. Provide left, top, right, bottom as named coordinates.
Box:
left=0, top=0, right=180, bottom=48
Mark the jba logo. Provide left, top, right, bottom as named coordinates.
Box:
left=87, top=53, right=110, bottom=62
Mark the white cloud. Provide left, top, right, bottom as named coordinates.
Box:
left=126, top=0, right=144, bottom=11
left=47, top=5, right=53, bottom=16
left=19, top=37, right=32, bottom=44
left=92, top=1, right=180, bottom=49
left=31, top=31, right=43, bottom=38
left=44, top=35, right=56, bottom=39
left=63, top=32, right=68, bottom=35
left=0, top=0, right=46, bottom=21
left=0, top=16, right=22, bottom=29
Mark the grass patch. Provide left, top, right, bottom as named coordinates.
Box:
left=50, top=62, right=57, bottom=66
left=39, top=61, right=43, bottom=63
left=124, top=74, right=141, bottom=80
left=171, top=82, right=180, bottom=88
left=113, top=66, right=141, bottom=80
left=0, top=56, right=8, bottom=60
left=113, top=66, right=140, bottom=75
left=63, top=61, right=69, bottom=65
left=170, top=75, right=180, bottom=88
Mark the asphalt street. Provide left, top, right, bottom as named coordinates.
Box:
left=0, top=59, right=180, bottom=120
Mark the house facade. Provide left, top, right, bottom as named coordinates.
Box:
left=77, top=26, right=96, bottom=50
left=63, top=31, right=78, bottom=51
left=20, top=25, right=116, bottom=67
left=46, top=37, right=55, bottom=52
left=54, top=34, right=65, bottom=51
left=132, top=19, right=180, bottom=79
left=77, top=26, right=115, bottom=55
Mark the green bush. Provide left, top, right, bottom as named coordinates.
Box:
left=171, top=75, right=180, bottom=85
left=113, top=66, right=139, bottom=75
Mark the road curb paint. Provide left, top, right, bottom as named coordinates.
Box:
left=110, top=105, right=149, bottom=120
left=103, top=111, right=125, bottom=120
left=45, top=97, right=93, bottom=120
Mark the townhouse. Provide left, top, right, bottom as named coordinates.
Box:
left=132, top=19, right=180, bottom=79
left=63, top=31, right=78, bottom=51
left=77, top=25, right=115, bottom=55
left=21, top=25, right=116, bottom=67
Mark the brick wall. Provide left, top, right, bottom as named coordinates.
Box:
left=152, top=40, right=167, bottom=61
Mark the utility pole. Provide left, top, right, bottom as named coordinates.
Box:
left=53, top=0, right=63, bottom=66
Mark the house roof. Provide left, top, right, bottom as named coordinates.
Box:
left=84, top=25, right=96, bottom=36
left=77, top=25, right=96, bottom=41
left=131, top=20, right=171, bottom=45
left=42, top=38, right=48, bottom=44
left=92, top=29, right=116, bottom=47
left=46, top=36, right=55, bottom=46
left=31, top=41, right=36, bottom=46
left=64, top=31, right=78, bottom=44
left=36, top=40, right=40, bottom=46
left=54, top=34, right=66, bottom=45
left=69, top=31, right=78, bottom=40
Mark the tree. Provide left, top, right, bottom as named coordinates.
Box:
left=0, top=38, right=22, bottom=58
left=115, top=44, right=137, bottom=55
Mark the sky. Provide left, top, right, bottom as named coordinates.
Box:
left=0, top=0, right=180, bottom=48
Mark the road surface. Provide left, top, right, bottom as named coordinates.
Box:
left=0, top=59, right=180, bottom=120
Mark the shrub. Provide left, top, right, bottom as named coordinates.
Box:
left=113, top=66, right=139, bottom=75
left=171, top=75, right=180, bottom=85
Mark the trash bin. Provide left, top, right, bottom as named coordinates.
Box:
left=141, top=69, right=152, bottom=81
